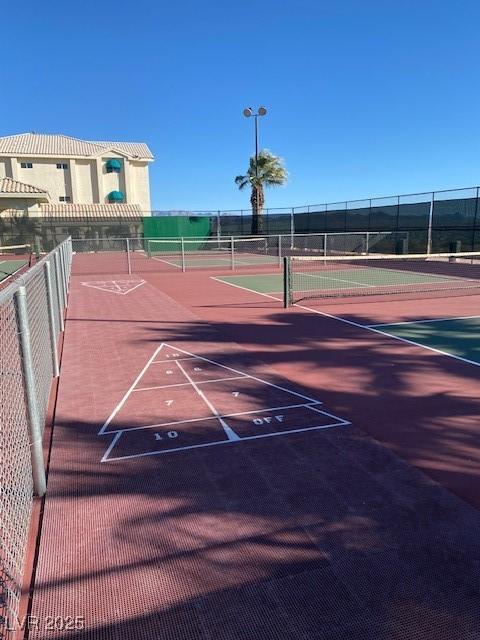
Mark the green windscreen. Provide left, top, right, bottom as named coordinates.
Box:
left=143, top=216, right=212, bottom=239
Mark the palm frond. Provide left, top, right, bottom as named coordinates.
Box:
left=235, top=175, right=250, bottom=190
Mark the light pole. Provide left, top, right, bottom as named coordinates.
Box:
left=243, top=107, right=267, bottom=233
left=243, top=106, right=267, bottom=180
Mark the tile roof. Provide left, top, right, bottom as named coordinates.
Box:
left=39, top=203, right=144, bottom=219
left=0, top=177, right=48, bottom=194
left=0, top=133, right=153, bottom=160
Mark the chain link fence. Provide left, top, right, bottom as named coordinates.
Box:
left=1, top=185, right=480, bottom=255
left=0, top=238, right=72, bottom=639
left=71, top=231, right=412, bottom=275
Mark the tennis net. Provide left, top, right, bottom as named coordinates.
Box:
left=146, top=237, right=273, bottom=270
left=283, top=251, right=480, bottom=306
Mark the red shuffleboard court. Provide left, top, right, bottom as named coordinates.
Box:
left=28, top=267, right=480, bottom=640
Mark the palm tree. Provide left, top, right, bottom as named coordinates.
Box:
left=235, top=149, right=287, bottom=234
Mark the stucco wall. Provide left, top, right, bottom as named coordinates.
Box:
left=0, top=152, right=152, bottom=211
left=16, top=159, right=70, bottom=202
left=75, top=160, right=95, bottom=203
left=129, top=161, right=151, bottom=212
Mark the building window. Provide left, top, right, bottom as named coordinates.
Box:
left=59, top=196, right=71, bottom=202
left=56, top=163, right=68, bottom=170
left=21, top=162, right=33, bottom=169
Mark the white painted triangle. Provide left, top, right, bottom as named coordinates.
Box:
left=152, top=343, right=323, bottom=403
left=98, top=342, right=351, bottom=462
left=81, top=280, right=146, bottom=295
left=99, top=342, right=322, bottom=437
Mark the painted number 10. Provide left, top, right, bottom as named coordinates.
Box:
left=155, top=431, right=178, bottom=440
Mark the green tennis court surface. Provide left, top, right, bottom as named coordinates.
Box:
left=370, top=316, right=480, bottom=364
left=214, top=266, right=464, bottom=295
left=0, top=258, right=28, bottom=282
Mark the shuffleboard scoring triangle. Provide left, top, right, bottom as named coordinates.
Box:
left=99, top=342, right=350, bottom=461
left=80, top=280, right=146, bottom=295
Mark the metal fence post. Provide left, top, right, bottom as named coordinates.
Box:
left=44, top=262, right=60, bottom=378
left=231, top=236, right=235, bottom=270
left=471, top=187, right=479, bottom=251
left=217, top=212, right=222, bottom=246
left=181, top=238, right=186, bottom=272
left=15, top=286, right=47, bottom=497
left=126, top=238, right=132, bottom=275
left=290, top=208, right=295, bottom=246
left=283, top=257, right=291, bottom=308
left=278, top=234, right=282, bottom=266
left=427, top=192, right=434, bottom=254
left=53, top=252, right=65, bottom=331
left=58, top=246, right=68, bottom=303
left=365, top=232, right=370, bottom=255
left=60, top=242, right=69, bottom=293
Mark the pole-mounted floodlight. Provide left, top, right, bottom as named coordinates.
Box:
left=242, top=106, right=268, bottom=179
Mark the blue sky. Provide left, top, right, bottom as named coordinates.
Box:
left=2, top=0, right=480, bottom=211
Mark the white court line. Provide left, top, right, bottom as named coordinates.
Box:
left=301, top=270, right=471, bottom=289
left=293, top=302, right=480, bottom=368
left=80, top=280, right=145, bottom=295
left=102, top=402, right=321, bottom=434
left=210, top=276, right=282, bottom=299
left=115, top=280, right=146, bottom=295
left=307, top=405, right=351, bottom=425
left=98, top=345, right=163, bottom=435
left=133, top=375, right=247, bottom=392
left=160, top=343, right=323, bottom=404
left=213, top=272, right=478, bottom=297
left=101, top=432, right=122, bottom=462
left=211, top=276, right=480, bottom=368
left=99, top=342, right=324, bottom=436
left=303, top=272, right=374, bottom=288
left=175, top=359, right=240, bottom=441
left=103, top=420, right=350, bottom=462
left=368, top=315, right=480, bottom=327
left=150, top=256, right=183, bottom=268
left=151, top=357, right=197, bottom=364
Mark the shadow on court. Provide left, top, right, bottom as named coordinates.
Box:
left=32, top=403, right=480, bottom=639
left=28, top=274, right=480, bottom=640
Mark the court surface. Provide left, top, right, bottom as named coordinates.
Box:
left=28, top=261, right=480, bottom=639
left=213, top=273, right=480, bottom=365
left=366, top=316, right=480, bottom=364
left=214, top=265, right=479, bottom=295
left=0, top=257, right=27, bottom=282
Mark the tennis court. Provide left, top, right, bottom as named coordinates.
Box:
left=212, top=252, right=480, bottom=366
left=366, top=316, right=480, bottom=365
left=0, top=244, right=32, bottom=285
left=151, top=252, right=279, bottom=269
left=6, top=240, right=480, bottom=640
left=147, top=236, right=281, bottom=270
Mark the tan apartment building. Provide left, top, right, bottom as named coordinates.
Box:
left=0, top=133, right=154, bottom=245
